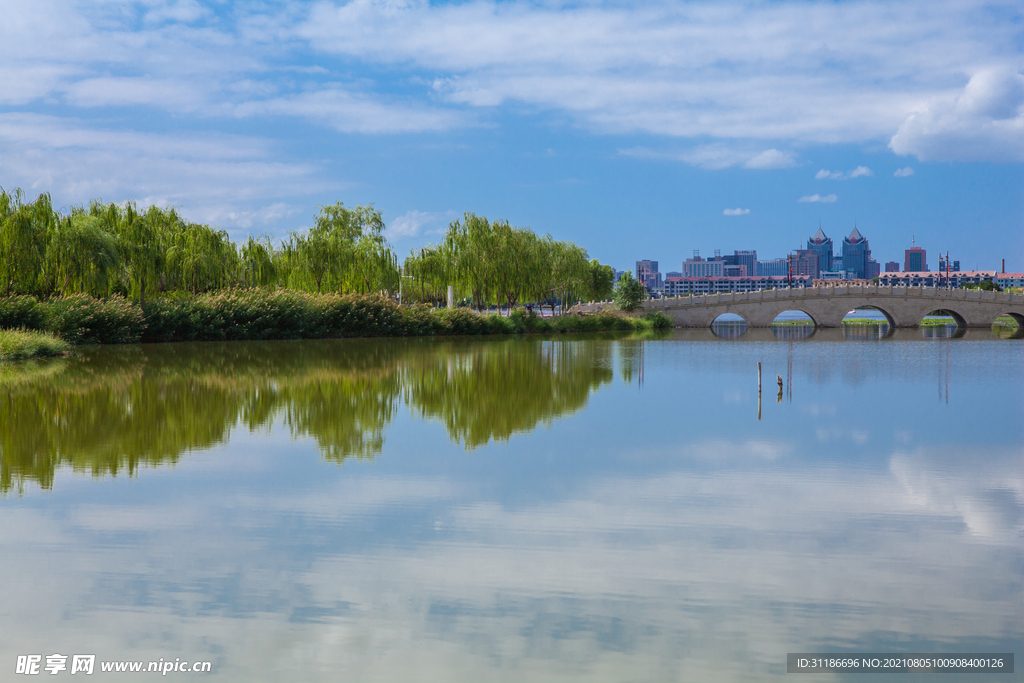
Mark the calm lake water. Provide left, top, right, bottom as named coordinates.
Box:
left=1, top=330, right=1021, bottom=681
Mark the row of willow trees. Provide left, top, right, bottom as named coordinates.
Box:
left=0, top=188, right=613, bottom=310
left=403, top=213, right=614, bottom=312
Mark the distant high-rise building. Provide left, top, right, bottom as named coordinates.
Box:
left=636, top=260, right=661, bottom=292
left=904, top=246, right=927, bottom=272
left=885, top=261, right=900, bottom=272
left=757, top=259, right=789, bottom=276
left=867, top=258, right=880, bottom=279
left=806, top=228, right=833, bottom=273
left=665, top=271, right=682, bottom=279
left=937, top=256, right=961, bottom=274
left=841, top=228, right=871, bottom=279
left=788, top=250, right=820, bottom=278
left=733, top=250, right=758, bottom=276
left=682, top=255, right=725, bottom=278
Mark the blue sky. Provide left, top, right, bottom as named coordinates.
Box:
left=1, top=0, right=1022, bottom=272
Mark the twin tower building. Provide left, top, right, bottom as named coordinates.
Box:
left=673, top=227, right=877, bottom=283
left=802, top=227, right=878, bottom=280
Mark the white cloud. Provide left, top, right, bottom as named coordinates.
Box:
left=816, top=165, right=873, bottom=180
left=296, top=0, right=1022, bottom=151
left=618, top=145, right=796, bottom=170
left=143, top=0, right=210, bottom=25
left=742, top=149, right=796, bottom=169
left=798, top=194, right=838, bottom=203
left=63, top=77, right=212, bottom=112
left=0, top=0, right=1017, bottom=162
left=202, top=203, right=304, bottom=231
left=234, top=88, right=468, bottom=134
left=0, top=113, right=333, bottom=232
left=894, top=167, right=915, bottom=177
left=387, top=210, right=457, bottom=241
left=723, top=208, right=750, bottom=216
left=890, top=69, right=1024, bottom=162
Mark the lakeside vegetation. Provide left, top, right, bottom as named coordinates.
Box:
left=0, top=329, right=70, bottom=360
left=0, top=290, right=671, bottom=346
left=0, top=187, right=646, bottom=343
left=0, top=188, right=614, bottom=310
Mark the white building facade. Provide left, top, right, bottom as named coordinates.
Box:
left=663, top=275, right=812, bottom=296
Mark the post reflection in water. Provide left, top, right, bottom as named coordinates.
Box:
left=711, top=321, right=748, bottom=339
left=842, top=322, right=892, bottom=340
left=770, top=323, right=816, bottom=340
left=921, top=323, right=965, bottom=339
left=0, top=332, right=1021, bottom=682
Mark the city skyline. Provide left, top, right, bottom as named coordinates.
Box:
left=629, top=225, right=964, bottom=287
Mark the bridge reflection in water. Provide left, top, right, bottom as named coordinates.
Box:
left=710, top=321, right=747, bottom=339
left=922, top=323, right=966, bottom=339
left=711, top=313, right=747, bottom=339
left=772, top=324, right=815, bottom=340
left=842, top=323, right=892, bottom=340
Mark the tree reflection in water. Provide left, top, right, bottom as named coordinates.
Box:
left=1, top=336, right=623, bottom=492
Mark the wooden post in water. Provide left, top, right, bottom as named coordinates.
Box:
left=757, top=362, right=762, bottom=421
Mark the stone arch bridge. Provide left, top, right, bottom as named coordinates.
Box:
left=570, top=285, right=1024, bottom=329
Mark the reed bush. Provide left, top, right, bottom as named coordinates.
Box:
left=4, top=291, right=668, bottom=344
left=0, top=329, right=71, bottom=360
left=0, top=296, right=46, bottom=330
left=46, top=294, right=145, bottom=344
left=639, top=311, right=673, bottom=329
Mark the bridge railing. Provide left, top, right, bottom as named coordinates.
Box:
left=570, top=285, right=1022, bottom=314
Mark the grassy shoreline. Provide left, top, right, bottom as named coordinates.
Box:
left=0, top=291, right=671, bottom=346
left=0, top=329, right=71, bottom=360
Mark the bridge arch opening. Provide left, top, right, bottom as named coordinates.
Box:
left=992, top=312, right=1024, bottom=339
left=711, top=313, right=748, bottom=339
left=771, top=310, right=816, bottom=340
left=920, top=309, right=967, bottom=339
left=841, top=306, right=894, bottom=340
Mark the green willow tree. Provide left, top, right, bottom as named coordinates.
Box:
left=240, top=235, right=277, bottom=288
left=44, top=214, right=119, bottom=297
left=289, top=202, right=397, bottom=295
left=0, top=188, right=610, bottom=314
left=446, top=212, right=498, bottom=311
left=166, top=221, right=239, bottom=294
left=119, top=205, right=169, bottom=304
left=614, top=270, right=644, bottom=312
left=588, top=260, right=615, bottom=301
left=401, top=214, right=606, bottom=314
left=493, top=221, right=537, bottom=313
left=0, top=189, right=51, bottom=296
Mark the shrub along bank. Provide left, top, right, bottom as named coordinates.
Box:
left=0, top=329, right=70, bottom=360
left=0, top=291, right=671, bottom=345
